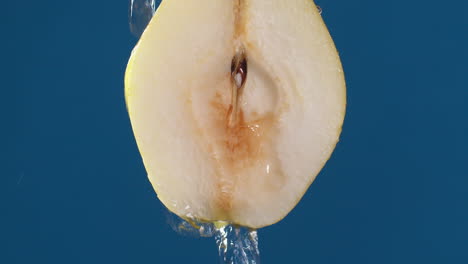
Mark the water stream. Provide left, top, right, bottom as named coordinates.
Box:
left=166, top=212, right=260, bottom=264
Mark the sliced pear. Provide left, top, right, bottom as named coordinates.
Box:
left=125, top=0, right=346, bottom=228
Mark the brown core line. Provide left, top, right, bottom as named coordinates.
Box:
left=228, top=51, right=247, bottom=127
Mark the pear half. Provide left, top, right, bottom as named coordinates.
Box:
left=125, top=0, right=346, bottom=228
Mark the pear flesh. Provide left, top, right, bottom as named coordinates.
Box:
left=125, top=0, right=346, bottom=228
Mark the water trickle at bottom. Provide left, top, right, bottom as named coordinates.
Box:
left=215, top=225, right=260, bottom=264
left=166, top=212, right=260, bottom=264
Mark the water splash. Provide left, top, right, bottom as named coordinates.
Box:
left=129, top=0, right=159, bottom=38
left=166, top=211, right=216, bottom=238
left=166, top=212, right=261, bottom=264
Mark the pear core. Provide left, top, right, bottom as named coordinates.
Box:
left=125, top=0, right=346, bottom=228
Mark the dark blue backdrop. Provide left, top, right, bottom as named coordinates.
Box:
left=2, top=0, right=467, bottom=263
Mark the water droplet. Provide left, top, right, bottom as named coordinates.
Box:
left=317, top=5, right=323, bottom=15
left=166, top=211, right=216, bottom=237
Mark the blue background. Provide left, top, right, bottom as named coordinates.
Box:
left=2, top=0, right=467, bottom=263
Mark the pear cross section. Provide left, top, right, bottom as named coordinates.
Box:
left=125, top=0, right=346, bottom=228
